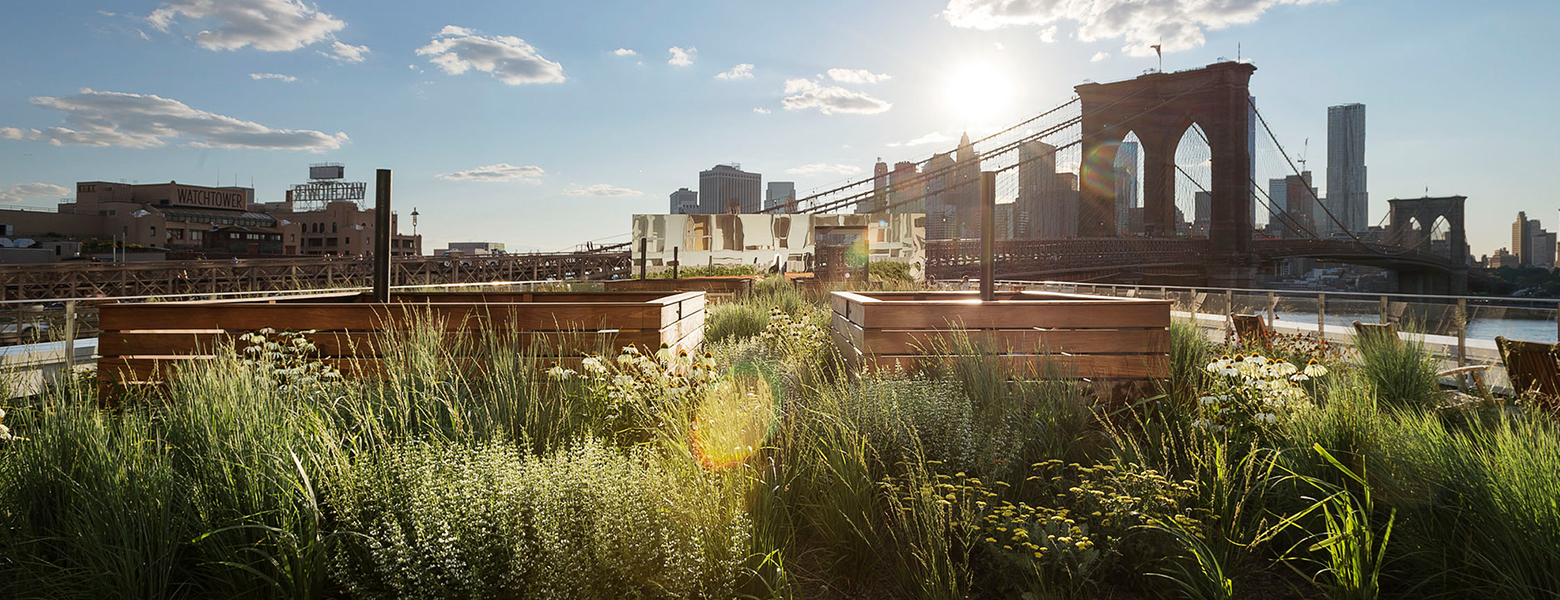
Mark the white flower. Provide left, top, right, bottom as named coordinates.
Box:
left=1256, top=412, right=1277, bottom=424
left=1304, top=361, right=1329, bottom=377
left=582, top=356, right=607, bottom=374
left=0, top=423, right=10, bottom=440
left=1198, top=396, right=1219, bottom=406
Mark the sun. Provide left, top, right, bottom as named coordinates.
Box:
left=944, top=61, right=1015, bottom=124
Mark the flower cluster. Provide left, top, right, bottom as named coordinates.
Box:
left=238, top=328, right=344, bottom=399
left=1196, top=353, right=1326, bottom=432
left=757, top=307, right=827, bottom=355
left=548, top=343, right=722, bottom=424
left=1224, top=329, right=1350, bottom=368
left=0, top=407, right=13, bottom=441
left=886, top=459, right=1199, bottom=587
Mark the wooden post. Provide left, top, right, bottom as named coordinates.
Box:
left=1317, top=293, right=1326, bottom=337
left=373, top=169, right=392, bottom=303
left=979, top=171, right=995, bottom=302
left=1456, top=298, right=1468, bottom=368
left=672, top=247, right=680, bottom=279
left=1225, top=289, right=1234, bottom=338
left=63, top=300, right=76, bottom=372
left=638, top=237, right=647, bottom=280
left=1267, top=290, right=1277, bottom=326
left=1380, top=295, right=1389, bottom=324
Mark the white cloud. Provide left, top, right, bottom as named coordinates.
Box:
left=97, top=10, right=116, bottom=17
left=249, top=72, right=297, bottom=82
left=564, top=184, right=642, bottom=197
left=826, top=68, right=891, bottom=85
left=1091, top=51, right=1110, bottom=62
left=993, top=42, right=1006, bottom=50
left=785, top=163, right=862, bottom=177
left=887, top=131, right=956, bottom=147
left=436, top=163, right=545, bottom=183
left=147, top=0, right=345, bottom=52
left=327, top=41, right=369, bottom=62
left=417, top=26, right=565, bottom=85
left=0, top=183, right=71, bottom=204
left=942, top=0, right=1323, bottom=56
left=753, top=107, right=771, bottom=115
left=613, top=48, right=637, bottom=56
left=3, top=88, right=347, bottom=151
left=782, top=79, right=892, bottom=115
left=715, top=63, right=754, bottom=80
left=1038, top=25, right=1059, bottom=42
left=668, top=46, right=695, bottom=66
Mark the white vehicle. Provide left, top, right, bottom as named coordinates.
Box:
left=0, top=315, right=49, bottom=343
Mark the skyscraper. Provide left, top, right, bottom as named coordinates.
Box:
left=1326, top=103, right=1368, bottom=236
left=1114, top=141, right=1139, bottom=235
left=697, top=164, right=761, bottom=214
left=1284, top=171, right=1319, bottom=239
left=889, top=161, right=919, bottom=214
left=924, top=152, right=957, bottom=240
left=669, top=188, right=697, bottom=214
left=867, top=159, right=889, bottom=214
left=952, top=132, right=982, bottom=238
left=1265, top=177, right=1288, bottom=236
left=766, top=181, right=796, bottom=213
left=1193, top=191, right=1211, bottom=236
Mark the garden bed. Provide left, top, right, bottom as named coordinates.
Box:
left=830, top=290, right=1170, bottom=381
left=96, top=290, right=705, bottom=393
left=602, top=275, right=757, bottom=302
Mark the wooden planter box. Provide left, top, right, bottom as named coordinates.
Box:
left=830, top=290, right=1170, bottom=381
left=97, top=291, right=705, bottom=393
left=603, top=276, right=757, bottom=302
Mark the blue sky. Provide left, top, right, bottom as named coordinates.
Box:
left=0, top=0, right=1555, bottom=256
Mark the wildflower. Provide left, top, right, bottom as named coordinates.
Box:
left=1304, top=359, right=1329, bottom=377
left=1198, top=395, right=1219, bottom=406
left=582, top=355, right=607, bottom=374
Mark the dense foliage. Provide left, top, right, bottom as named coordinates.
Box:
left=2, top=278, right=1557, bottom=599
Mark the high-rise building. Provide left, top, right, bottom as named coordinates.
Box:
left=1326, top=103, right=1368, bottom=236
left=924, top=152, right=957, bottom=239
left=766, top=181, right=796, bottom=213
left=866, top=159, right=889, bottom=214
left=1193, top=191, right=1212, bottom=236
left=669, top=188, right=698, bottom=214
left=1114, top=141, right=1139, bottom=235
left=697, top=164, right=762, bottom=214
left=1281, top=171, right=1318, bottom=239
left=1512, top=212, right=1533, bottom=266
left=1264, top=177, right=1288, bottom=235
left=888, top=161, right=919, bottom=214
left=952, top=132, right=982, bottom=238
left=1017, top=139, right=1058, bottom=239
left=1536, top=231, right=1558, bottom=269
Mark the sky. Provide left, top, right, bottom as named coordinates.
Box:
left=0, top=0, right=1556, bottom=257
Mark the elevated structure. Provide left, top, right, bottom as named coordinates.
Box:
left=1076, top=62, right=1258, bottom=285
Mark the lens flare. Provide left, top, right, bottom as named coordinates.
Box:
left=690, top=361, right=781, bottom=470
left=1080, top=141, right=1124, bottom=199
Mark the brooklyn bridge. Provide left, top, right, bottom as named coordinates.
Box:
left=0, top=62, right=1482, bottom=300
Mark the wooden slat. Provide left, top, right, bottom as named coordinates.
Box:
left=859, top=328, right=1168, bottom=356
left=857, top=302, right=1169, bottom=330
left=100, top=303, right=658, bottom=332
left=99, top=356, right=597, bottom=382
left=862, top=353, right=1169, bottom=379
left=101, top=329, right=662, bottom=358
left=658, top=309, right=706, bottom=347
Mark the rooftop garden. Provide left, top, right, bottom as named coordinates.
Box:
left=1, top=276, right=1557, bottom=599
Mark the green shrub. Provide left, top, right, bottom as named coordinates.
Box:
left=331, top=439, right=753, bottom=599
left=1353, top=326, right=1441, bottom=409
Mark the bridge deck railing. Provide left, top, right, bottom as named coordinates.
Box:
left=996, top=279, right=1560, bottom=394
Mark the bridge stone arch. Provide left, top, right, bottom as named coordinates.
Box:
left=1076, top=62, right=1257, bottom=285
left=1388, top=196, right=1467, bottom=265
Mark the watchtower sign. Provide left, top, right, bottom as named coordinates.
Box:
left=173, top=186, right=247, bottom=210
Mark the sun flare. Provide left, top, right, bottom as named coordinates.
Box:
left=944, top=61, right=1014, bottom=124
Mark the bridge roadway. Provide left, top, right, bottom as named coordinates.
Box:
left=0, top=252, right=632, bottom=300
left=926, top=237, right=1481, bottom=287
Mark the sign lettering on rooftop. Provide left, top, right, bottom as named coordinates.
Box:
left=174, top=187, right=246, bottom=210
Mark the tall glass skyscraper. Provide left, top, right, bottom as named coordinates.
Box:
left=1326, top=103, right=1368, bottom=236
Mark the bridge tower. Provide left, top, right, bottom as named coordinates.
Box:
left=1386, top=196, right=1470, bottom=294
left=1076, top=62, right=1257, bottom=286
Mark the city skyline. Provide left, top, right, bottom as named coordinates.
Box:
left=0, top=0, right=1555, bottom=255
